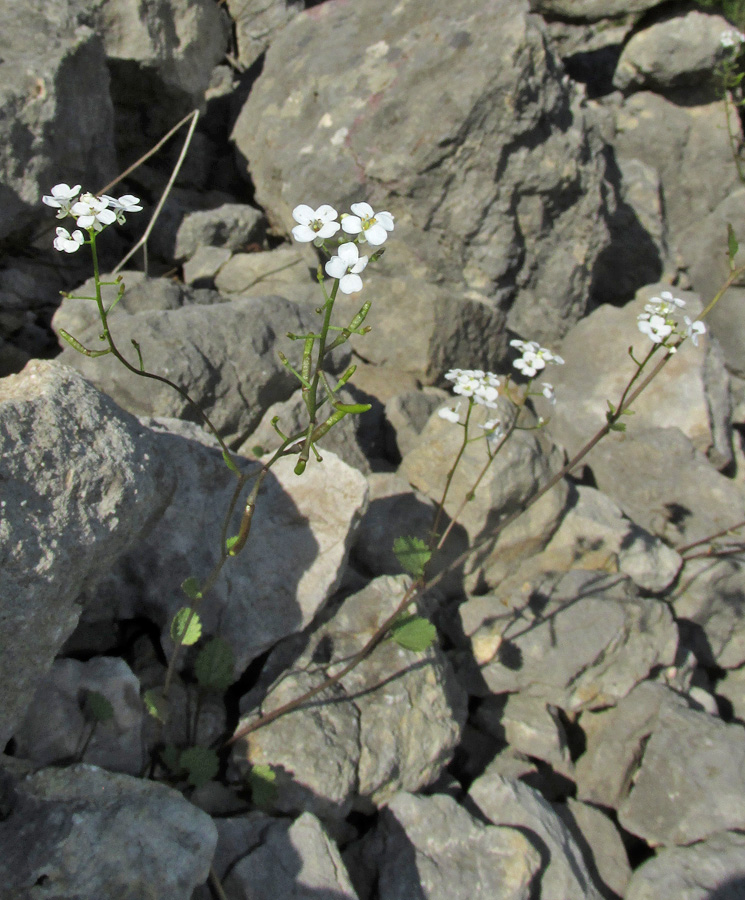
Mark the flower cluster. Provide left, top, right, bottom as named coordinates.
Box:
left=721, top=28, right=745, bottom=49
left=509, top=340, right=564, bottom=379
left=43, top=184, right=142, bottom=253
left=291, top=201, right=394, bottom=294
left=444, top=369, right=500, bottom=408
left=637, top=291, right=706, bottom=346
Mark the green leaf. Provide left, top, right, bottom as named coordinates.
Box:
left=729, top=222, right=740, bottom=270
left=170, top=607, right=202, bottom=646
left=222, top=449, right=240, bottom=475
left=249, top=764, right=277, bottom=808
left=180, top=745, right=219, bottom=789
left=390, top=615, right=437, bottom=652
left=226, top=534, right=240, bottom=553
left=609, top=421, right=627, bottom=432
left=160, top=743, right=183, bottom=774
left=82, top=690, right=114, bottom=724
left=194, top=637, right=235, bottom=692
left=181, top=576, right=202, bottom=601
left=143, top=688, right=169, bottom=724
left=392, top=535, right=432, bottom=578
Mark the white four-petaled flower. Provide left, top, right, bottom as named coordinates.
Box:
left=101, top=193, right=143, bottom=224
left=42, top=183, right=81, bottom=218
left=325, top=242, right=369, bottom=294
left=637, top=313, right=673, bottom=343
left=292, top=204, right=340, bottom=243
left=684, top=316, right=706, bottom=346
left=53, top=227, right=85, bottom=253
left=444, top=369, right=501, bottom=409
left=438, top=403, right=462, bottom=424
left=341, top=202, right=394, bottom=246
left=510, top=340, right=564, bottom=378
left=70, top=192, right=117, bottom=231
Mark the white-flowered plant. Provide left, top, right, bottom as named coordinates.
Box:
left=43, top=184, right=142, bottom=251
left=341, top=202, right=394, bottom=246
left=510, top=340, right=564, bottom=378
left=721, top=28, right=745, bottom=49
left=325, top=242, right=369, bottom=294
left=636, top=291, right=706, bottom=347
left=291, top=204, right=341, bottom=244
left=445, top=369, right=501, bottom=408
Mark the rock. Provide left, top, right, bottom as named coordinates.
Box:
left=182, top=246, right=233, bottom=288
left=174, top=203, right=265, bottom=260
left=469, top=774, right=606, bottom=899
left=716, top=665, right=745, bottom=722
left=581, top=427, right=745, bottom=546
left=613, top=10, right=732, bottom=96
left=233, top=0, right=612, bottom=345
left=233, top=575, right=467, bottom=818
left=0, top=360, right=172, bottom=749
left=618, top=702, right=745, bottom=845
left=222, top=812, right=359, bottom=900
left=384, top=388, right=450, bottom=459
left=364, top=791, right=540, bottom=900
left=84, top=425, right=368, bottom=672
left=684, top=188, right=745, bottom=377
left=457, top=571, right=678, bottom=710
left=548, top=286, right=732, bottom=469
left=536, top=484, right=682, bottom=594
left=401, top=404, right=569, bottom=586
left=214, top=247, right=314, bottom=299
left=12, top=657, right=143, bottom=775
left=0, top=763, right=216, bottom=899
left=0, top=1, right=115, bottom=241
left=624, top=830, right=745, bottom=900
left=672, top=558, right=745, bottom=669
left=529, top=0, right=663, bottom=18
left=576, top=681, right=693, bottom=810
left=225, top=0, right=303, bottom=69
left=555, top=799, right=632, bottom=899
left=612, top=92, right=740, bottom=268
left=53, top=274, right=343, bottom=446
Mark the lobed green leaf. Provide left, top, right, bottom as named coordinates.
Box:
left=392, top=535, right=432, bottom=578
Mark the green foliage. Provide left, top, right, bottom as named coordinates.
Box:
left=181, top=576, right=202, bottom=601
left=392, top=535, right=432, bottom=578
left=696, top=0, right=745, bottom=29
left=160, top=743, right=182, bottom=774
left=143, top=688, right=169, bottom=724
left=180, top=745, right=219, bottom=788
left=390, top=615, right=437, bottom=652
left=249, top=764, right=277, bottom=808
left=195, top=637, right=235, bottom=692
left=82, top=690, right=114, bottom=724
left=170, top=607, right=202, bottom=646
left=729, top=223, right=740, bottom=270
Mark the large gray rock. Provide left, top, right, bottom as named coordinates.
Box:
left=0, top=1, right=115, bottom=241
left=457, top=571, right=678, bottom=709
left=225, top=0, right=303, bottom=69
left=52, top=274, right=340, bottom=446
left=613, top=10, right=732, bottom=96
left=174, top=203, right=265, bottom=261
left=624, top=831, right=745, bottom=900
left=0, top=360, right=172, bottom=749
left=0, top=763, right=217, bottom=899
left=84, top=424, right=368, bottom=672
left=529, top=0, right=663, bottom=18
left=234, top=575, right=467, bottom=819
left=233, top=0, right=612, bottom=345
left=618, top=702, right=745, bottom=844
left=469, top=774, right=605, bottom=900
left=12, top=657, right=143, bottom=775
left=365, top=791, right=540, bottom=900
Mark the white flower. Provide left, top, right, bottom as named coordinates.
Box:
left=291, top=204, right=340, bottom=243
left=438, top=403, right=462, bottom=424
left=70, top=192, right=117, bottom=231
left=42, top=183, right=81, bottom=218
left=684, top=316, right=706, bottom=346
left=325, top=242, right=369, bottom=294
left=479, top=417, right=505, bottom=450
left=721, top=29, right=745, bottom=48
left=444, top=369, right=501, bottom=408
left=101, top=193, right=143, bottom=224
left=510, top=339, right=564, bottom=378
left=637, top=313, right=673, bottom=343
left=541, top=382, right=556, bottom=405
left=341, top=202, right=394, bottom=246
left=53, top=226, right=85, bottom=253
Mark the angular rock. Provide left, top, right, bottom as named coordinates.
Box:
left=0, top=763, right=216, bottom=899
left=613, top=10, right=732, bottom=96
left=582, top=426, right=745, bottom=546
left=529, top=0, right=663, bottom=18
left=233, top=576, right=467, bottom=818
left=174, top=203, right=265, bottom=261
left=469, top=774, right=605, bottom=900
left=384, top=388, right=450, bottom=459
left=624, top=831, right=745, bottom=900
left=548, top=286, right=732, bottom=469
left=53, top=274, right=341, bottom=445
left=0, top=1, right=115, bottom=241
left=233, top=0, right=611, bottom=344
left=458, top=571, right=678, bottom=710
left=226, top=0, right=303, bottom=69
left=0, top=360, right=172, bottom=748
left=12, top=657, right=143, bottom=775
left=365, top=791, right=540, bottom=900
left=183, top=246, right=233, bottom=288
left=84, top=425, right=368, bottom=672
left=618, top=702, right=745, bottom=844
